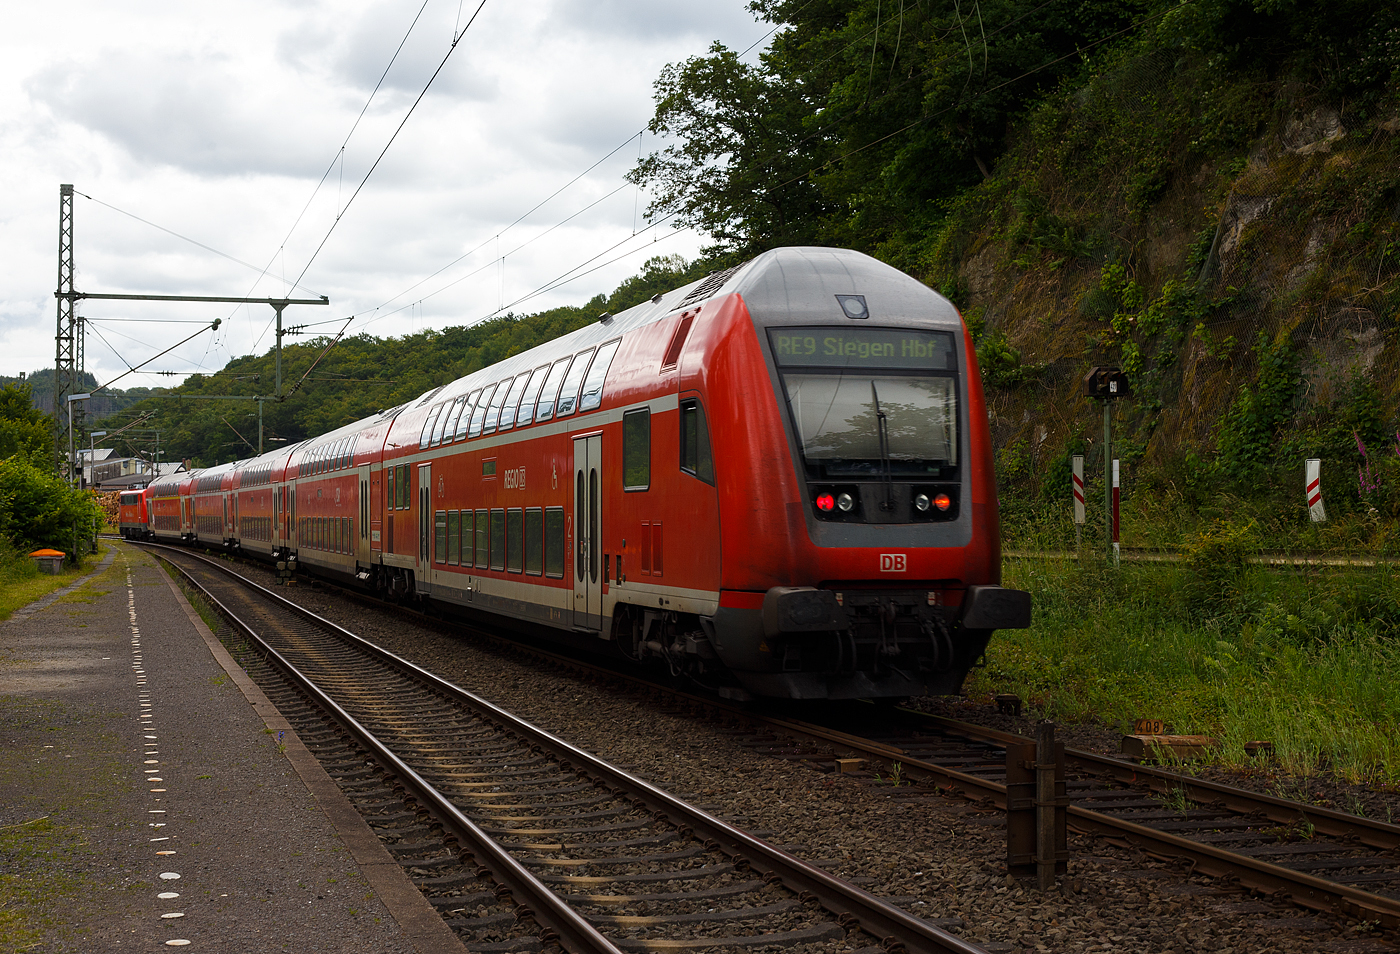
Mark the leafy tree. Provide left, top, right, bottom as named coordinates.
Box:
left=627, top=43, right=834, bottom=259
left=630, top=0, right=1153, bottom=259
left=0, top=381, right=54, bottom=466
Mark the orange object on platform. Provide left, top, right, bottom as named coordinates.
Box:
left=29, top=549, right=66, bottom=558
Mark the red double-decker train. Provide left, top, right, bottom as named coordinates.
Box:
left=118, top=247, right=1030, bottom=700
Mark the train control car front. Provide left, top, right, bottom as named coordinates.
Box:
left=702, top=247, right=1030, bottom=700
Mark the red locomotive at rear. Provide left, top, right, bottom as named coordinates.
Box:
left=117, top=487, right=153, bottom=540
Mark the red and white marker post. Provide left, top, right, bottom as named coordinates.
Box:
left=1072, top=455, right=1085, bottom=551
left=1305, top=459, right=1326, bottom=523
left=1111, top=459, right=1121, bottom=565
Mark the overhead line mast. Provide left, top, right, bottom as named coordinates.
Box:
left=54, top=184, right=79, bottom=478
left=53, top=183, right=331, bottom=470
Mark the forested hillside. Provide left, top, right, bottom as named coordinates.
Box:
left=627, top=0, right=1400, bottom=544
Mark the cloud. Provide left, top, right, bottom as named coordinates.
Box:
left=544, top=0, right=759, bottom=43
left=25, top=48, right=343, bottom=178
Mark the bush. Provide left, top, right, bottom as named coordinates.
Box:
left=1182, top=518, right=1259, bottom=616
left=0, top=456, right=104, bottom=561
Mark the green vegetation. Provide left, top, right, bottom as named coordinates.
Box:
left=0, top=816, right=93, bottom=950
left=1, top=380, right=104, bottom=578
left=0, top=542, right=110, bottom=622
left=977, top=551, right=1400, bottom=783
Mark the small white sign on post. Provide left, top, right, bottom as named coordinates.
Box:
left=1305, top=459, right=1326, bottom=523
left=1071, top=455, right=1085, bottom=525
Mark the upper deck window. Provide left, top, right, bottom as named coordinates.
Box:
left=431, top=400, right=454, bottom=446
left=497, top=374, right=532, bottom=432
left=578, top=339, right=621, bottom=412
left=554, top=348, right=595, bottom=419
left=468, top=384, right=497, bottom=437
left=483, top=378, right=515, bottom=434
left=515, top=365, right=549, bottom=428
left=419, top=404, right=442, bottom=448
left=533, top=357, right=572, bottom=423
left=454, top=390, right=481, bottom=441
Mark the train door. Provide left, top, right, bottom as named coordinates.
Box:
left=369, top=467, right=382, bottom=552
left=417, top=463, right=432, bottom=579
left=572, top=434, right=602, bottom=631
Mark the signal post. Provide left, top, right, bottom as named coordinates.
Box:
left=1084, top=367, right=1130, bottom=564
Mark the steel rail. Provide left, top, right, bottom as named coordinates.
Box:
left=148, top=544, right=989, bottom=954
left=763, top=708, right=1400, bottom=930
left=909, top=712, right=1400, bottom=851
left=155, top=548, right=624, bottom=954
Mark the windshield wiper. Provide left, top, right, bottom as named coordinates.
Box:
left=871, top=382, right=895, bottom=511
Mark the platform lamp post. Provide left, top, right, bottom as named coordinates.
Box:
left=1083, top=368, right=1131, bottom=564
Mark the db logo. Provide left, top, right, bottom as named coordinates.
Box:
left=880, top=553, right=907, bottom=573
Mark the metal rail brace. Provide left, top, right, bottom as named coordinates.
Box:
left=1005, top=721, right=1068, bottom=886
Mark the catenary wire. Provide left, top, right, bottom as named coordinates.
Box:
left=286, top=0, right=488, bottom=296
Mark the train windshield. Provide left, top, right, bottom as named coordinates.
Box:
left=770, top=328, right=958, bottom=479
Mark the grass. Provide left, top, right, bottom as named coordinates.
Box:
left=0, top=816, right=95, bottom=950
left=968, top=549, right=1400, bottom=783
left=0, top=541, right=110, bottom=622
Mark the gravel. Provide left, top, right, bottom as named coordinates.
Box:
left=235, top=565, right=1399, bottom=954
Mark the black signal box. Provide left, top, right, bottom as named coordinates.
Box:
left=1084, top=366, right=1131, bottom=399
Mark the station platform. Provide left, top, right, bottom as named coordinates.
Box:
left=0, top=541, right=464, bottom=953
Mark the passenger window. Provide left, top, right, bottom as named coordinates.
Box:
left=431, top=402, right=453, bottom=446
left=578, top=339, right=621, bottom=412
left=534, top=357, right=572, bottom=423
left=484, top=380, right=514, bottom=434
left=460, top=510, right=474, bottom=565
left=490, top=509, right=506, bottom=570
left=680, top=398, right=716, bottom=485
left=434, top=511, right=447, bottom=563
left=507, top=508, right=523, bottom=572
left=475, top=509, right=489, bottom=567
left=497, top=374, right=532, bottom=431
left=623, top=408, right=650, bottom=491
left=447, top=511, right=460, bottom=565
left=525, top=508, right=543, bottom=575
left=419, top=405, right=442, bottom=448
left=387, top=466, right=395, bottom=510
left=468, top=384, right=496, bottom=437
left=455, top=390, right=481, bottom=441
left=515, top=365, right=549, bottom=428
left=442, top=397, right=467, bottom=444
left=545, top=508, right=565, bottom=578
left=554, top=349, right=595, bottom=418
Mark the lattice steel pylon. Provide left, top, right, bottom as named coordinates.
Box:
left=54, top=183, right=82, bottom=479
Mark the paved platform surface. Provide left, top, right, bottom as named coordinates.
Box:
left=0, top=542, right=462, bottom=953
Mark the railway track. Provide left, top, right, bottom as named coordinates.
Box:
left=730, top=705, right=1400, bottom=935
left=302, top=577, right=1400, bottom=937
left=144, top=543, right=989, bottom=954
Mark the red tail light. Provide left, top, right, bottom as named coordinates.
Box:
left=816, top=493, right=835, bottom=512
left=934, top=493, right=952, bottom=511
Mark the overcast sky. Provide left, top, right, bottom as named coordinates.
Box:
left=0, top=0, right=770, bottom=389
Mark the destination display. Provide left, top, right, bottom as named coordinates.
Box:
left=769, top=327, right=956, bottom=370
